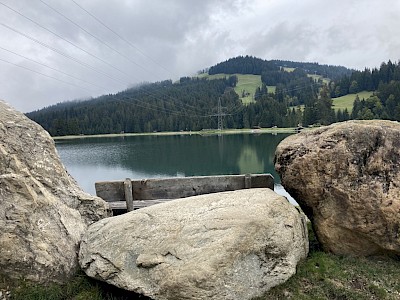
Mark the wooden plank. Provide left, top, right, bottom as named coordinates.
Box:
left=124, top=178, right=134, bottom=212
left=95, top=180, right=125, bottom=202
left=249, top=173, right=275, bottom=189
left=95, top=174, right=274, bottom=202
left=132, top=175, right=243, bottom=200
left=245, top=174, right=251, bottom=188
left=109, top=199, right=173, bottom=210
left=108, top=201, right=127, bottom=210
left=132, top=174, right=274, bottom=200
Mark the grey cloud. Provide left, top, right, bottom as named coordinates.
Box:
left=0, top=0, right=399, bottom=112
left=254, top=22, right=318, bottom=62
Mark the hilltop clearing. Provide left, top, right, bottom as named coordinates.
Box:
left=198, top=73, right=275, bottom=104
left=332, top=91, right=374, bottom=112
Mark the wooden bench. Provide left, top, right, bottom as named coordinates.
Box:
left=95, top=173, right=274, bottom=212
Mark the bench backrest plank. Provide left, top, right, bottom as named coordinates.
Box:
left=95, top=174, right=274, bottom=204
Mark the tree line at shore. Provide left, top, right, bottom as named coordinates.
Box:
left=27, top=56, right=400, bottom=136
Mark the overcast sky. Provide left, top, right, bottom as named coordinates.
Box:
left=0, top=0, right=399, bottom=113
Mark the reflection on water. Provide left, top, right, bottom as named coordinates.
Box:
left=237, top=145, right=265, bottom=174
left=56, top=133, right=297, bottom=205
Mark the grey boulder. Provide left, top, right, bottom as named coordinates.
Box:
left=275, top=120, right=400, bottom=256
left=79, top=188, right=308, bottom=300
left=0, top=100, right=111, bottom=283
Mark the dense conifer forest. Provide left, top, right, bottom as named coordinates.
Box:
left=208, top=56, right=352, bottom=80
left=26, top=56, right=400, bottom=136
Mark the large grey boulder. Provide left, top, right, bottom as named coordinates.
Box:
left=0, top=100, right=111, bottom=283
left=275, top=120, right=400, bottom=256
left=79, top=188, right=308, bottom=300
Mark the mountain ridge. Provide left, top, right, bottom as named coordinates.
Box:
left=26, top=56, right=400, bottom=136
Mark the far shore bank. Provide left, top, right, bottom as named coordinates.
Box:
left=52, top=127, right=297, bottom=140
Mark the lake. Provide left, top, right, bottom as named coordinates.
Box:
left=55, top=133, right=297, bottom=204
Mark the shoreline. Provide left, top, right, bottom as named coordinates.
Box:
left=52, top=127, right=296, bottom=140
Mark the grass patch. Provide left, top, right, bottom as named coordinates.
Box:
left=332, top=91, right=373, bottom=112
left=308, top=74, right=330, bottom=84
left=283, top=67, right=296, bottom=72
left=2, top=224, right=400, bottom=299
left=0, top=272, right=147, bottom=300
left=199, top=72, right=336, bottom=105
left=266, top=85, right=276, bottom=94
left=259, top=253, right=400, bottom=300
left=196, top=73, right=268, bottom=105
left=199, top=127, right=296, bottom=135
left=196, top=73, right=226, bottom=80
left=256, top=224, right=400, bottom=300
left=53, top=128, right=296, bottom=140
left=233, top=74, right=262, bottom=104
left=290, top=104, right=305, bottom=112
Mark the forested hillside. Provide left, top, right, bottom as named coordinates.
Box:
left=271, top=59, right=353, bottom=80
left=208, top=56, right=278, bottom=75
left=28, top=78, right=241, bottom=136
left=332, top=60, right=400, bottom=96
left=208, top=56, right=353, bottom=80
left=26, top=56, right=400, bottom=136
left=332, top=60, right=400, bottom=120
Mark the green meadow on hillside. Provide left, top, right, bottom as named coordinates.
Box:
left=284, top=66, right=330, bottom=84
left=198, top=70, right=332, bottom=106
left=308, top=73, right=330, bottom=84
left=332, top=91, right=374, bottom=112
left=292, top=91, right=374, bottom=114
left=197, top=73, right=275, bottom=104
left=283, top=67, right=296, bottom=72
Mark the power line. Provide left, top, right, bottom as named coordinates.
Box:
left=0, top=21, right=211, bottom=116
left=0, top=52, right=209, bottom=118
left=38, top=0, right=163, bottom=81
left=0, top=56, right=93, bottom=92
left=1, top=49, right=243, bottom=119
left=0, top=45, right=104, bottom=90
left=10, top=2, right=210, bottom=114
left=119, top=88, right=217, bottom=117
left=0, top=1, right=135, bottom=82
left=207, top=98, right=232, bottom=130
left=279, top=81, right=321, bottom=94
left=0, top=1, right=323, bottom=123
left=1, top=2, right=221, bottom=116
left=0, top=26, right=208, bottom=117
left=0, top=3, right=242, bottom=118
left=0, top=23, right=128, bottom=87
left=111, top=96, right=209, bottom=118
left=217, top=98, right=224, bottom=130
left=225, top=102, right=246, bottom=115
left=70, top=0, right=174, bottom=78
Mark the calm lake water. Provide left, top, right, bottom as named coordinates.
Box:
left=55, top=133, right=297, bottom=204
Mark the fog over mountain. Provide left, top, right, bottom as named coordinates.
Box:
left=0, top=0, right=399, bottom=112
